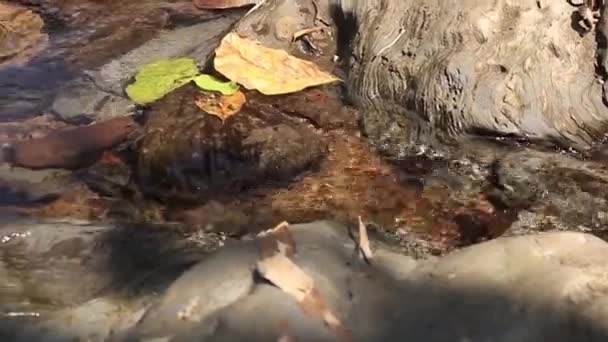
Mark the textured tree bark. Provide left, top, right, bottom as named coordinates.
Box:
left=235, top=0, right=608, bottom=155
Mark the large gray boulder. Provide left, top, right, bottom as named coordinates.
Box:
left=3, top=220, right=608, bottom=341
left=120, top=224, right=608, bottom=342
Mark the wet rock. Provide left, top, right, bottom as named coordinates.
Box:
left=0, top=218, right=231, bottom=341
left=0, top=178, right=60, bottom=206
left=51, top=12, right=243, bottom=120
left=0, top=163, right=70, bottom=184
left=6, top=116, right=137, bottom=170
left=4, top=220, right=608, bottom=341
left=0, top=221, right=115, bottom=312
left=172, top=284, right=338, bottom=342
left=0, top=2, right=48, bottom=68
left=0, top=114, right=69, bottom=145
left=0, top=62, right=72, bottom=121
left=20, top=0, right=230, bottom=68
left=7, top=297, right=147, bottom=342
left=87, top=13, right=242, bottom=95
left=247, top=88, right=358, bottom=130
left=123, top=222, right=608, bottom=341
left=232, top=0, right=338, bottom=68
left=398, top=231, right=608, bottom=342
left=490, top=150, right=608, bottom=237
left=121, top=221, right=384, bottom=341
left=168, top=201, right=253, bottom=236
left=137, top=85, right=326, bottom=203
left=51, top=76, right=136, bottom=121
left=122, top=241, right=259, bottom=340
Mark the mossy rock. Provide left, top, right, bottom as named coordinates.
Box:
left=137, top=84, right=326, bottom=202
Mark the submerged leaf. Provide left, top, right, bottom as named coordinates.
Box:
left=194, top=90, right=246, bottom=122
left=126, top=58, right=200, bottom=105
left=192, top=74, right=239, bottom=95
left=0, top=2, right=48, bottom=67
left=214, top=33, right=340, bottom=95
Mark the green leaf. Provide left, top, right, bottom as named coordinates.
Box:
left=192, top=74, right=239, bottom=95
left=126, top=58, right=200, bottom=105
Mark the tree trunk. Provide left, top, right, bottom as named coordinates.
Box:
left=234, top=0, right=608, bottom=155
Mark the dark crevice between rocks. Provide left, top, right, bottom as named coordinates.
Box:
left=329, top=0, right=358, bottom=65
left=596, top=4, right=608, bottom=83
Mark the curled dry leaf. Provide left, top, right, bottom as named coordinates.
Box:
left=0, top=2, right=48, bottom=67
left=194, top=90, right=246, bottom=122
left=214, top=33, right=340, bottom=95
left=193, top=0, right=260, bottom=9
left=256, top=221, right=296, bottom=259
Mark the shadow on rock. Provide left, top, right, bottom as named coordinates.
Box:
left=2, top=221, right=608, bottom=341
left=121, top=222, right=608, bottom=342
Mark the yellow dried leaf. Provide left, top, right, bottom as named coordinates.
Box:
left=214, top=33, right=340, bottom=95
left=194, top=90, right=246, bottom=122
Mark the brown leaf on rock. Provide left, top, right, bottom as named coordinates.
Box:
left=0, top=2, right=48, bottom=67
left=256, top=221, right=296, bottom=258
left=193, top=0, right=260, bottom=9
left=255, top=222, right=352, bottom=342
left=257, top=252, right=315, bottom=302
left=194, top=90, right=246, bottom=122
left=5, top=116, right=137, bottom=170
left=214, top=33, right=340, bottom=95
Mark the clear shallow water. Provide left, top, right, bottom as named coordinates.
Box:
left=3, top=1, right=608, bottom=336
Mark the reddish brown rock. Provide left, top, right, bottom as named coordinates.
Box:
left=5, top=116, right=137, bottom=170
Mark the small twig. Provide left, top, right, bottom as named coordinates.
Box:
left=358, top=216, right=373, bottom=261
left=243, top=0, right=267, bottom=18
left=311, top=0, right=331, bottom=26
left=292, top=26, right=324, bottom=42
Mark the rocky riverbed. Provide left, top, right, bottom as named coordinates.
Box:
left=3, top=0, right=608, bottom=341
